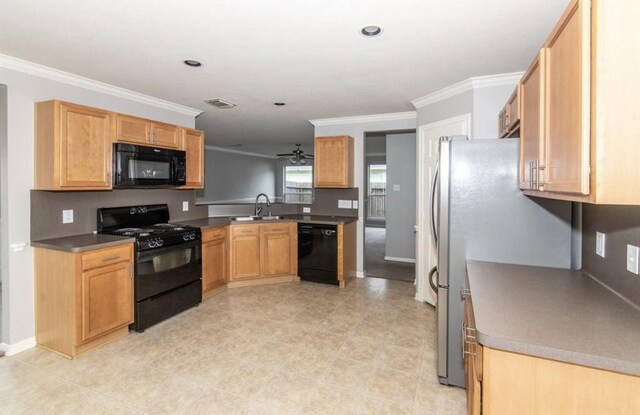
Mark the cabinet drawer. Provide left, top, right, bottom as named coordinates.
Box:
left=261, top=224, right=290, bottom=234
left=202, top=226, right=227, bottom=242
left=81, top=244, right=132, bottom=270
left=231, top=225, right=259, bottom=236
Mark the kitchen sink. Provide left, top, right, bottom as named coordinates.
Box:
left=230, top=216, right=261, bottom=221
left=230, top=215, right=286, bottom=221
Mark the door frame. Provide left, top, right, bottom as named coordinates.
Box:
left=415, top=114, right=471, bottom=304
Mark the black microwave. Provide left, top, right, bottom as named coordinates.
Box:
left=113, top=143, right=186, bottom=188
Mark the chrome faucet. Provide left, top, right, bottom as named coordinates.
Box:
left=254, top=193, right=271, bottom=217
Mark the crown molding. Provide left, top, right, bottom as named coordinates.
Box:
left=0, top=54, right=202, bottom=117
left=204, top=145, right=277, bottom=159
left=411, top=72, right=525, bottom=109
left=309, top=111, right=416, bottom=127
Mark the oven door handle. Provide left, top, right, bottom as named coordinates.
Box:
left=136, top=240, right=200, bottom=261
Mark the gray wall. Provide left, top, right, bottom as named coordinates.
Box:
left=0, top=84, right=7, bottom=343
left=416, top=90, right=474, bottom=131
left=582, top=204, right=640, bottom=307
left=31, top=189, right=208, bottom=241
left=197, top=149, right=277, bottom=204
left=385, top=133, right=416, bottom=260
left=314, top=115, right=418, bottom=276
left=0, top=66, right=195, bottom=348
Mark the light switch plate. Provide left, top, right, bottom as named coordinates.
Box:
left=338, top=200, right=352, bottom=209
left=393, top=184, right=401, bottom=191
left=62, top=209, right=74, bottom=224
left=302, top=207, right=311, bottom=213
left=182, top=201, right=189, bottom=212
left=352, top=200, right=358, bottom=209
left=596, top=232, right=606, bottom=257
left=627, top=245, right=639, bottom=274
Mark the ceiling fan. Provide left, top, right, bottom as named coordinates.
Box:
left=277, top=144, right=314, bottom=165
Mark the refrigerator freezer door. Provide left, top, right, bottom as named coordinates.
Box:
left=436, top=286, right=449, bottom=382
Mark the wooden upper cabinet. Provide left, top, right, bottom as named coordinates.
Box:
left=519, top=50, right=546, bottom=191
left=314, top=135, right=354, bottom=188
left=115, top=114, right=151, bottom=145
left=152, top=122, right=181, bottom=149
left=543, top=0, right=590, bottom=195
left=182, top=128, right=205, bottom=189
left=115, top=114, right=180, bottom=149
left=506, top=87, right=520, bottom=131
left=518, top=0, right=640, bottom=204
left=35, top=100, right=113, bottom=190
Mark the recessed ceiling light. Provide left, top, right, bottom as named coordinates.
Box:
left=361, top=25, right=382, bottom=37
left=183, top=59, right=202, bottom=67
left=274, top=102, right=286, bottom=106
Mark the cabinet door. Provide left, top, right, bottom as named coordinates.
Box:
left=152, top=122, right=181, bottom=149
left=202, top=237, right=227, bottom=293
left=261, top=225, right=292, bottom=276
left=507, top=87, right=520, bottom=130
left=116, top=114, right=151, bottom=145
left=59, top=103, right=113, bottom=189
left=229, top=227, right=261, bottom=280
left=519, top=51, right=546, bottom=190
left=79, top=262, right=133, bottom=344
left=464, top=296, right=481, bottom=415
left=314, top=136, right=354, bottom=188
left=182, top=128, right=205, bottom=188
left=543, top=0, right=590, bottom=194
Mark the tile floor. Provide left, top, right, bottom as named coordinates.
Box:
left=0, top=278, right=465, bottom=414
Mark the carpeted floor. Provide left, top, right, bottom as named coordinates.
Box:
left=365, top=227, right=415, bottom=282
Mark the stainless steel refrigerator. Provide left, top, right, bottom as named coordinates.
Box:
left=431, top=137, right=573, bottom=387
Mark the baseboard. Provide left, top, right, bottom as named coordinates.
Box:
left=384, top=256, right=416, bottom=264
left=0, top=337, right=36, bottom=356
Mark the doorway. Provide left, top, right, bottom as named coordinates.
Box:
left=415, top=114, right=470, bottom=305
left=363, top=131, right=416, bottom=283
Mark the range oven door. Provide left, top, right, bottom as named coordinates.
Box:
left=113, top=143, right=186, bottom=188
left=135, top=241, right=201, bottom=301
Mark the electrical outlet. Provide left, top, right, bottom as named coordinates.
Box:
left=182, top=201, right=189, bottom=212
left=62, top=209, right=74, bottom=224
left=393, top=184, right=401, bottom=191
left=302, top=207, right=311, bottom=213
left=338, top=200, right=352, bottom=209
left=627, top=245, right=640, bottom=274
left=596, top=232, right=606, bottom=257
left=352, top=200, right=358, bottom=209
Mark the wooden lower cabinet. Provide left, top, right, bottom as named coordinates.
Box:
left=228, top=223, right=297, bottom=285
left=35, top=243, right=134, bottom=358
left=202, top=227, right=228, bottom=294
left=464, top=293, right=640, bottom=414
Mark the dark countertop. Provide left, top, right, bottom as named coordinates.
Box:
left=173, top=215, right=357, bottom=229
left=31, top=234, right=135, bottom=253
left=32, top=215, right=357, bottom=252
left=466, top=260, right=640, bottom=377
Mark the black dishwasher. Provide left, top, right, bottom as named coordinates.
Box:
left=298, top=223, right=339, bottom=285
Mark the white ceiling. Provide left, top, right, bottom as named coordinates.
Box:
left=0, top=0, right=567, bottom=155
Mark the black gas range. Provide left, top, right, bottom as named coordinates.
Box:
left=97, top=204, right=202, bottom=332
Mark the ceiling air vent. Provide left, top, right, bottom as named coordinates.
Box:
left=204, top=98, right=237, bottom=109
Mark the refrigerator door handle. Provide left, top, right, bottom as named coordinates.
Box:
left=430, top=161, right=439, bottom=247
left=428, top=266, right=438, bottom=293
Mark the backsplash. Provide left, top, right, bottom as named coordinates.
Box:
left=582, top=204, right=640, bottom=307
left=31, top=189, right=208, bottom=240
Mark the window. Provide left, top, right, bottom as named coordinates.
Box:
left=283, top=166, right=313, bottom=203
left=368, top=164, right=386, bottom=219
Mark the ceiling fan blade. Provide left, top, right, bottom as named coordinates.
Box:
left=277, top=153, right=295, bottom=156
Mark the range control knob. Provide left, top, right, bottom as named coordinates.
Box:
left=155, top=238, right=164, bottom=247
